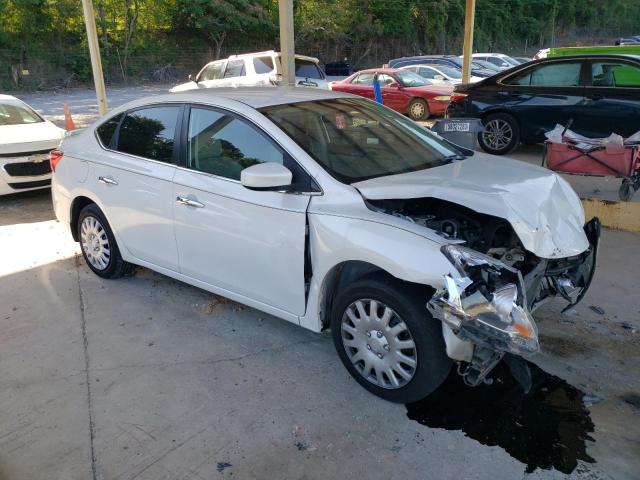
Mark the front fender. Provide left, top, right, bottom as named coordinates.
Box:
left=300, top=213, right=456, bottom=332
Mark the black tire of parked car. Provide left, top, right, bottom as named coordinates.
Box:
left=331, top=273, right=452, bottom=403
left=407, top=98, right=430, bottom=121
left=77, top=203, right=133, bottom=279
left=478, top=112, right=520, bottom=155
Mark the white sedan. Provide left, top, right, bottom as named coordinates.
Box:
left=399, top=64, right=484, bottom=85
left=51, top=88, right=599, bottom=402
left=0, top=95, right=65, bottom=195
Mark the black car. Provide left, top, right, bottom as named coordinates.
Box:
left=447, top=54, right=640, bottom=155
left=388, top=55, right=495, bottom=78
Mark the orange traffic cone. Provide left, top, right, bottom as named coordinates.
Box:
left=63, top=103, right=76, bottom=130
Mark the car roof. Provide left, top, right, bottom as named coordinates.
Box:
left=538, top=54, right=640, bottom=61
left=113, top=87, right=355, bottom=112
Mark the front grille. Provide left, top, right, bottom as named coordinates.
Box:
left=4, top=161, right=51, bottom=177
left=0, top=148, right=51, bottom=158
left=7, top=179, right=51, bottom=190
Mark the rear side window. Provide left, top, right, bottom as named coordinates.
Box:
left=295, top=59, right=323, bottom=79
left=116, top=106, right=180, bottom=163
left=418, top=67, right=436, bottom=79
left=352, top=73, right=374, bottom=85
left=591, top=61, right=640, bottom=87
left=224, top=60, right=245, bottom=78
left=505, top=62, right=582, bottom=87
left=253, top=56, right=274, bottom=74
left=96, top=113, right=122, bottom=148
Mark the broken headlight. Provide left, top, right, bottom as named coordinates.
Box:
left=428, top=244, right=540, bottom=356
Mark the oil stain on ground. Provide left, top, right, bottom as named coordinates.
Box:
left=406, top=362, right=595, bottom=474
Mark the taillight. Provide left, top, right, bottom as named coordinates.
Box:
left=49, top=149, right=64, bottom=172
left=450, top=93, right=468, bottom=103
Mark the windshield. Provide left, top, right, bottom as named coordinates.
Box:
left=395, top=70, right=429, bottom=87
left=260, top=98, right=460, bottom=184
left=295, top=59, right=324, bottom=79
left=0, top=98, right=43, bottom=126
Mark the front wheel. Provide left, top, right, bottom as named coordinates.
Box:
left=407, top=98, right=430, bottom=121
left=479, top=112, right=520, bottom=155
left=331, top=274, right=452, bottom=403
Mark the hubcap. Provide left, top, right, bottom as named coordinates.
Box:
left=341, top=299, right=417, bottom=389
left=410, top=102, right=425, bottom=118
left=482, top=118, right=513, bottom=150
left=80, top=216, right=111, bottom=270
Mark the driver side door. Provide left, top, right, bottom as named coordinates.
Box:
left=172, top=105, right=313, bottom=319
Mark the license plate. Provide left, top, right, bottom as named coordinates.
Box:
left=298, top=80, right=318, bottom=87
left=444, top=122, right=470, bottom=132
left=28, top=153, right=49, bottom=163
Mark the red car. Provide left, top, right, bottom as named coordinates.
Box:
left=330, top=68, right=453, bottom=121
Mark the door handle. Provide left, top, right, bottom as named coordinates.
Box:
left=176, top=196, right=204, bottom=208
left=98, top=176, right=118, bottom=185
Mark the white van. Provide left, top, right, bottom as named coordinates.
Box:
left=171, top=51, right=329, bottom=92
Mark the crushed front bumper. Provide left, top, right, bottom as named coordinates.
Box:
left=427, top=218, right=600, bottom=385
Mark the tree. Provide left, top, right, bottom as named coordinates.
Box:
left=174, top=0, right=275, bottom=59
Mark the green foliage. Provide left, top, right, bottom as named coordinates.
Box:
left=1, top=0, right=639, bottom=90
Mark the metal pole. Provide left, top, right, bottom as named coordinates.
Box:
left=81, top=0, right=108, bottom=115
left=278, top=0, right=295, bottom=86
left=461, top=0, right=476, bottom=85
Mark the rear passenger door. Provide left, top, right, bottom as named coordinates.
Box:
left=579, top=58, right=640, bottom=137
left=92, top=105, right=181, bottom=270
left=172, top=106, right=312, bottom=317
left=499, top=60, right=586, bottom=142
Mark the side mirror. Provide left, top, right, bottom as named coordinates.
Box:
left=189, top=73, right=197, bottom=83
left=240, top=163, right=293, bottom=191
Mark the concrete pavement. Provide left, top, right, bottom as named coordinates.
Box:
left=1, top=189, right=639, bottom=479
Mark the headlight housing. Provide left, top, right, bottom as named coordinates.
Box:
left=428, top=245, right=539, bottom=356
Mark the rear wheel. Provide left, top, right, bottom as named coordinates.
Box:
left=407, top=98, right=430, bottom=121
left=78, top=203, right=132, bottom=279
left=479, top=112, right=520, bottom=155
left=331, top=273, right=452, bottom=403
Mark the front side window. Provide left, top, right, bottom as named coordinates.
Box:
left=377, top=74, right=396, bottom=86
left=224, top=60, right=245, bottom=78
left=96, top=113, right=123, bottom=147
left=260, top=98, right=459, bottom=184
left=0, top=99, right=43, bottom=125
left=187, top=107, right=284, bottom=180
left=116, top=106, right=179, bottom=163
left=591, top=61, right=640, bottom=87
left=253, top=56, right=274, bottom=74
left=505, top=61, right=582, bottom=87
left=199, top=62, right=225, bottom=81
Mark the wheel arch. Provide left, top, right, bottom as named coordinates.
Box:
left=317, top=260, right=435, bottom=330
left=69, top=195, right=98, bottom=241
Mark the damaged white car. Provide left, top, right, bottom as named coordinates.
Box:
left=51, top=88, right=599, bottom=403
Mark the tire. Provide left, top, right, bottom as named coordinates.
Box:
left=479, top=112, right=520, bottom=155
left=407, top=98, right=430, bottom=121
left=619, top=179, right=636, bottom=201
left=331, top=273, right=452, bottom=403
left=77, top=203, right=132, bottom=279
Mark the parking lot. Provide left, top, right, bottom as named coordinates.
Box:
left=0, top=86, right=639, bottom=478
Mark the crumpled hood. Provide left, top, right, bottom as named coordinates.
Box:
left=353, top=153, right=589, bottom=259
left=0, top=121, right=65, bottom=155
